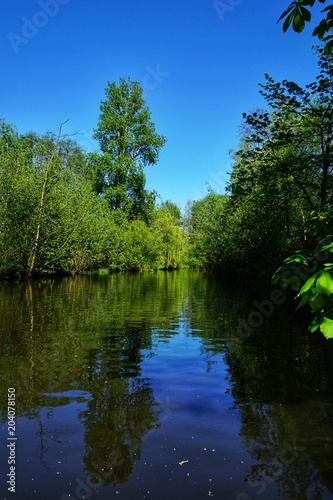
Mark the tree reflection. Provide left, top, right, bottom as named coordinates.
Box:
left=1, top=271, right=333, bottom=496
left=80, top=377, right=159, bottom=485
left=221, top=302, right=333, bottom=498
left=0, top=272, right=186, bottom=486
left=79, top=323, right=160, bottom=485
left=182, top=273, right=333, bottom=498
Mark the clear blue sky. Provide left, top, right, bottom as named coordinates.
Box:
left=1, top=0, right=324, bottom=210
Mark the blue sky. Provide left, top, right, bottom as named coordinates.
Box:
left=1, top=0, right=324, bottom=210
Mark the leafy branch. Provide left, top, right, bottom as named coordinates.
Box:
left=273, top=208, right=333, bottom=339
left=278, top=1, right=333, bottom=53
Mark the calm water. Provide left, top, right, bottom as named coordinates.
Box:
left=0, top=270, right=333, bottom=499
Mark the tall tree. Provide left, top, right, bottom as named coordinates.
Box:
left=90, top=77, right=166, bottom=221
left=259, top=46, right=333, bottom=212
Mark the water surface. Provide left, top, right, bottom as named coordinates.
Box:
left=0, top=271, right=332, bottom=499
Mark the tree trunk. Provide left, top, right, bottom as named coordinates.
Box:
left=26, top=158, right=53, bottom=277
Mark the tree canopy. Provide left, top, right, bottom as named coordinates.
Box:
left=90, top=77, right=166, bottom=221
left=0, top=78, right=187, bottom=277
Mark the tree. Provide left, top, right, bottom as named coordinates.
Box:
left=194, top=48, right=333, bottom=278
left=0, top=120, right=120, bottom=277
left=258, top=48, right=333, bottom=338
left=185, top=190, right=230, bottom=270
left=278, top=0, right=333, bottom=53
left=0, top=121, right=40, bottom=276
left=26, top=121, right=70, bottom=277
left=152, top=208, right=185, bottom=269
left=259, top=46, right=333, bottom=212
left=90, top=77, right=166, bottom=221
left=157, top=200, right=182, bottom=224
left=229, top=52, right=333, bottom=273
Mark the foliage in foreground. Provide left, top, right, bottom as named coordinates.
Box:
left=273, top=208, right=333, bottom=339
left=278, top=0, right=333, bottom=53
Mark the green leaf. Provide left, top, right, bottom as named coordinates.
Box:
left=320, top=317, right=333, bottom=339
left=297, top=271, right=320, bottom=295
left=300, top=6, right=311, bottom=22
left=309, top=316, right=321, bottom=334
left=308, top=292, right=326, bottom=312
left=284, top=253, right=307, bottom=264
left=313, top=19, right=329, bottom=37
left=293, top=11, right=305, bottom=32
left=282, top=11, right=296, bottom=32
left=324, top=39, right=333, bottom=55
left=278, top=5, right=295, bottom=24
left=296, top=290, right=311, bottom=309
left=320, top=243, right=333, bottom=253
left=316, top=270, right=333, bottom=295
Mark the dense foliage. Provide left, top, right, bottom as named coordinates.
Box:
left=89, top=78, right=166, bottom=222
left=185, top=46, right=333, bottom=337
left=0, top=79, right=185, bottom=277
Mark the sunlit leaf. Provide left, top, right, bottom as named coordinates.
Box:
left=297, top=272, right=320, bottom=295
left=319, top=317, right=333, bottom=339
left=316, top=270, right=333, bottom=295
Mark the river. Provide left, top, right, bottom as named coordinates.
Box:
left=0, top=270, right=332, bottom=499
